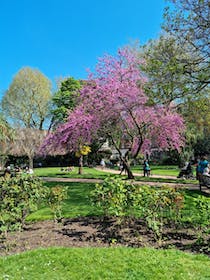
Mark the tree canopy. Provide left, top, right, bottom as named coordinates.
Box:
left=1, top=67, right=52, bottom=130
left=42, top=47, right=185, bottom=178
left=140, top=0, right=210, bottom=159
left=163, top=0, right=209, bottom=93
left=140, top=36, right=195, bottom=105
left=50, top=77, right=81, bottom=129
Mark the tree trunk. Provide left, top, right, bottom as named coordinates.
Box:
left=122, top=158, right=134, bottom=180
left=126, top=166, right=135, bottom=179
left=78, top=155, right=83, bottom=175
left=28, top=156, right=33, bottom=169
left=108, top=134, right=135, bottom=180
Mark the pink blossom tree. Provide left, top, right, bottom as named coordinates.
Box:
left=42, top=47, right=185, bottom=178
left=42, top=107, right=98, bottom=174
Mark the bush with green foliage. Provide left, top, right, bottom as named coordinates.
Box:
left=90, top=177, right=134, bottom=221
left=190, top=195, right=210, bottom=245
left=0, top=174, right=47, bottom=235
left=90, top=177, right=184, bottom=240
left=132, top=186, right=184, bottom=240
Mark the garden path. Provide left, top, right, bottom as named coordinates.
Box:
left=41, top=167, right=206, bottom=191
left=40, top=166, right=210, bottom=193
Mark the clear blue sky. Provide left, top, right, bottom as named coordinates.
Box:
left=0, top=0, right=166, bottom=96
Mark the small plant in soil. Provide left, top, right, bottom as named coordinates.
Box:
left=46, top=185, right=68, bottom=222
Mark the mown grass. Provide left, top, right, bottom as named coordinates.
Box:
left=34, top=165, right=181, bottom=177
left=132, top=164, right=181, bottom=176
left=0, top=247, right=209, bottom=280
left=34, top=167, right=115, bottom=179
left=27, top=182, right=99, bottom=221
left=34, top=166, right=197, bottom=185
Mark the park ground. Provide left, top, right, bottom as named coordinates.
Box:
left=1, top=166, right=209, bottom=257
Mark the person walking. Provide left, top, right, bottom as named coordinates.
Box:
left=100, top=159, right=106, bottom=170
left=143, top=160, right=150, bottom=177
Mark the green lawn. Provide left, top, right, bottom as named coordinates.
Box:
left=34, top=165, right=182, bottom=177
left=27, top=182, right=100, bottom=221
left=34, top=166, right=115, bottom=179
left=0, top=247, right=209, bottom=280
left=132, top=164, right=181, bottom=176
left=34, top=165, right=181, bottom=178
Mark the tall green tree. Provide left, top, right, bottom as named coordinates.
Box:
left=139, top=34, right=210, bottom=159
left=180, top=96, right=210, bottom=157
left=1, top=67, right=52, bottom=130
left=164, top=0, right=210, bottom=158
left=163, top=0, right=209, bottom=93
left=140, top=36, right=194, bottom=105
left=50, top=77, right=81, bottom=129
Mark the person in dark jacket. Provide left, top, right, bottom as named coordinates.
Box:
left=143, top=160, right=150, bottom=177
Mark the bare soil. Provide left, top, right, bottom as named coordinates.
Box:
left=0, top=217, right=209, bottom=257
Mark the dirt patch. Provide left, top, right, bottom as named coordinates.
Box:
left=0, top=217, right=209, bottom=257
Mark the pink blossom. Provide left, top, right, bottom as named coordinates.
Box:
left=42, top=47, right=185, bottom=159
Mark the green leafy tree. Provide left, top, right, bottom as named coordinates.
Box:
left=140, top=36, right=200, bottom=106
left=50, top=77, right=81, bottom=129
left=1, top=67, right=52, bottom=130
left=163, top=0, right=209, bottom=93
left=140, top=34, right=210, bottom=159
left=179, top=96, right=210, bottom=158
left=182, top=97, right=210, bottom=135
